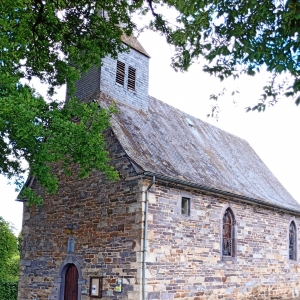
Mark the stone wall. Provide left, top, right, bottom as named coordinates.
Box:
left=145, top=182, right=300, bottom=300
left=18, top=98, right=300, bottom=300
left=66, top=44, right=149, bottom=111
left=18, top=128, right=145, bottom=300
left=72, top=66, right=101, bottom=102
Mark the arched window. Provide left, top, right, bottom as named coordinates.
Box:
left=222, top=207, right=237, bottom=259
left=289, top=221, right=297, bottom=260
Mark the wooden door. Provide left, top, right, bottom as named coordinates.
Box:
left=64, top=264, right=78, bottom=300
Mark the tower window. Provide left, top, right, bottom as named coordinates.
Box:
left=116, top=60, right=125, bottom=85
left=127, top=66, right=136, bottom=91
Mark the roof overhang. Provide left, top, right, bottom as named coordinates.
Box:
left=142, top=171, right=300, bottom=216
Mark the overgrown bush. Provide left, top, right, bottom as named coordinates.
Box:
left=0, top=217, right=20, bottom=300
left=0, top=281, right=18, bottom=300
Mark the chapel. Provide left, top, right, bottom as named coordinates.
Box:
left=18, top=36, right=300, bottom=300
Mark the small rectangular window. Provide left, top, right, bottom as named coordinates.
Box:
left=181, top=197, right=190, bottom=216
left=116, top=60, right=125, bottom=85
left=127, top=66, right=136, bottom=91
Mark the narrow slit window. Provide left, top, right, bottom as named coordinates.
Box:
left=181, top=197, right=190, bottom=216
left=289, top=221, right=296, bottom=260
left=116, top=60, right=125, bottom=85
left=127, top=66, right=136, bottom=91
left=222, top=209, right=233, bottom=256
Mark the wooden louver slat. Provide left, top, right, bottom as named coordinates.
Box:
left=127, top=66, right=136, bottom=91
left=116, top=60, right=125, bottom=85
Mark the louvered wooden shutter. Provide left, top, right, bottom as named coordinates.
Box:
left=116, top=60, right=125, bottom=85
left=127, top=66, right=136, bottom=91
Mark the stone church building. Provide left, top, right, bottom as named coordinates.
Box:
left=18, top=37, right=300, bottom=300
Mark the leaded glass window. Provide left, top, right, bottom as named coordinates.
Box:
left=289, top=221, right=296, bottom=260
left=222, top=209, right=233, bottom=256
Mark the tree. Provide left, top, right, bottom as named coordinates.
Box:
left=0, top=217, right=19, bottom=300
left=0, top=0, right=299, bottom=204
left=0, top=217, right=19, bottom=281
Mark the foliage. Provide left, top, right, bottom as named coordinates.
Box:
left=3, top=255, right=20, bottom=282
left=0, top=0, right=299, bottom=202
left=0, top=217, right=19, bottom=281
left=142, top=0, right=300, bottom=110
left=1, top=0, right=124, bottom=203
left=0, top=281, right=18, bottom=300
left=0, top=217, right=19, bottom=299
left=1, top=84, right=118, bottom=204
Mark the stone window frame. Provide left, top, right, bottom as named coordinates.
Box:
left=220, top=204, right=238, bottom=262
left=176, top=191, right=194, bottom=217
left=288, top=218, right=298, bottom=261
left=181, top=197, right=190, bottom=216
left=55, top=254, right=84, bottom=300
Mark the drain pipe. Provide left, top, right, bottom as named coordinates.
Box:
left=142, top=176, right=155, bottom=300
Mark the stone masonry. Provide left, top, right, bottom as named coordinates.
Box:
left=18, top=35, right=300, bottom=300
left=70, top=42, right=150, bottom=111
left=18, top=129, right=146, bottom=300
left=145, top=183, right=300, bottom=300
left=100, top=48, right=149, bottom=112
left=18, top=167, right=300, bottom=300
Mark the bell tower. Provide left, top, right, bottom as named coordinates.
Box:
left=70, top=35, right=150, bottom=111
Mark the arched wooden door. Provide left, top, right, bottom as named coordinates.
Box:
left=64, top=264, right=78, bottom=300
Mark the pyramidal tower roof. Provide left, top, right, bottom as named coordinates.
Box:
left=121, top=34, right=151, bottom=58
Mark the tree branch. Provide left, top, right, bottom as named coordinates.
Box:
left=146, top=0, right=170, bottom=35
left=32, top=0, right=45, bottom=33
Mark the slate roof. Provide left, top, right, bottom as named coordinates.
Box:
left=121, top=35, right=151, bottom=58
left=100, top=95, right=300, bottom=212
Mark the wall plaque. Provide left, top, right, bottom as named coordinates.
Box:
left=89, top=277, right=102, bottom=298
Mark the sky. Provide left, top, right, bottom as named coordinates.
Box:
left=1, top=29, right=300, bottom=235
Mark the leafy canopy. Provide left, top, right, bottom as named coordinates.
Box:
left=0, top=217, right=19, bottom=281
left=0, top=0, right=299, bottom=203
left=144, top=0, right=300, bottom=110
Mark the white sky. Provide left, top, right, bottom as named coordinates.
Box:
left=1, top=29, right=300, bottom=235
